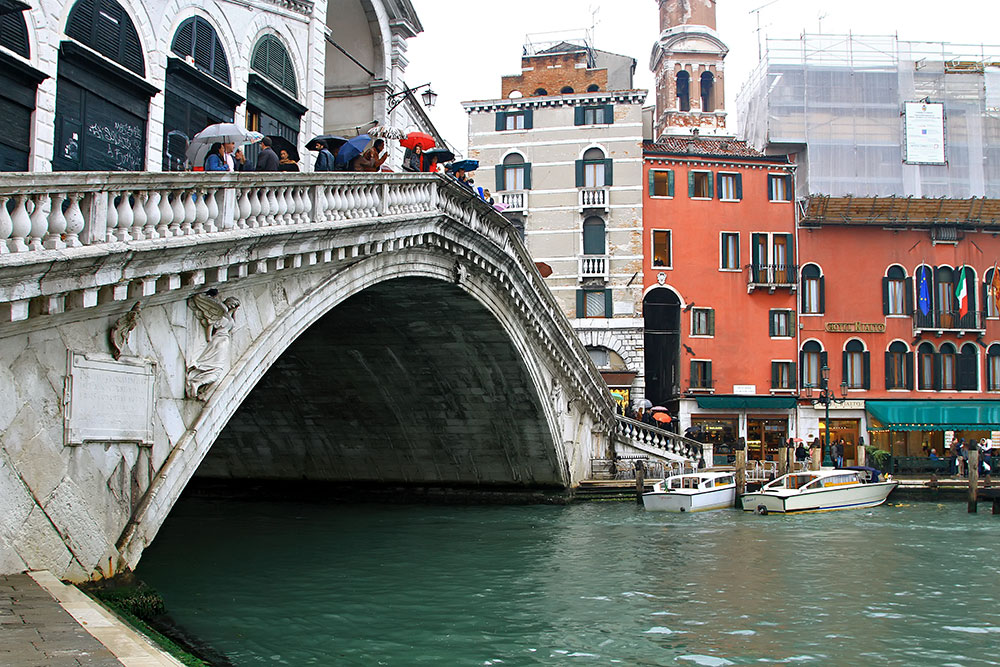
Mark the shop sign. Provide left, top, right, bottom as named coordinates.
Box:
left=812, top=400, right=866, bottom=411
left=733, top=384, right=756, bottom=395
left=825, top=322, right=886, bottom=333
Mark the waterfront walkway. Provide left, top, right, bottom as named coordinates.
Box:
left=1, top=571, right=182, bottom=666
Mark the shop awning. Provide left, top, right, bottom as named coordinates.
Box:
left=695, top=396, right=798, bottom=410
left=866, top=400, right=1000, bottom=431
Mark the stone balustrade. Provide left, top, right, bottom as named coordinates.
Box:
left=615, top=416, right=704, bottom=462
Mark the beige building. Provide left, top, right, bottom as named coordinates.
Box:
left=463, top=39, right=648, bottom=408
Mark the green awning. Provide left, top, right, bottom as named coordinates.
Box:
left=696, top=396, right=798, bottom=410
left=866, top=400, right=1000, bottom=431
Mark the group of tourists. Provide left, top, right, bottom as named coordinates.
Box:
left=947, top=438, right=994, bottom=477
left=204, top=137, right=302, bottom=172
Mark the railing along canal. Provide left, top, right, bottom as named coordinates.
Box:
left=614, top=415, right=704, bottom=462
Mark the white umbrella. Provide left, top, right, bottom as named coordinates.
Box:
left=186, top=123, right=263, bottom=168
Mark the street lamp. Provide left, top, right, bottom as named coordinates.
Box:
left=387, top=83, right=437, bottom=113
left=803, top=363, right=849, bottom=467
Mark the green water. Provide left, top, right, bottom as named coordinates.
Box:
left=137, top=497, right=1000, bottom=666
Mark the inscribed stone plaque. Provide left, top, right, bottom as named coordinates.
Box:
left=64, top=352, right=155, bottom=446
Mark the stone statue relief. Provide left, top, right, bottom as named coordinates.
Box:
left=186, top=290, right=240, bottom=401
left=109, top=301, right=141, bottom=360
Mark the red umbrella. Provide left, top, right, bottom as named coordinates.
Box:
left=401, top=132, right=435, bottom=151
left=653, top=412, right=672, bottom=424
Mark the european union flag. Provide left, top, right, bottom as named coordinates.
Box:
left=918, top=267, right=931, bottom=315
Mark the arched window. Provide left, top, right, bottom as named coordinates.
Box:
left=560, top=86, right=575, bottom=94
left=940, top=342, right=957, bottom=390
left=883, top=265, right=909, bottom=316
left=700, top=71, right=714, bottom=112
left=985, top=268, right=999, bottom=318
left=935, top=266, right=955, bottom=326
left=582, top=216, right=605, bottom=255
left=988, top=344, right=1000, bottom=391
left=534, top=88, right=548, bottom=96
left=915, top=264, right=934, bottom=325
left=65, top=0, right=144, bottom=75
left=0, top=10, right=30, bottom=58
left=843, top=339, right=869, bottom=390
left=958, top=343, right=979, bottom=391
left=582, top=147, right=606, bottom=188
left=676, top=70, right=690, bottom=112
left=801, top=264, right=824, bottom=314
left=955, top=265, right=977, bottom=327
left=587, top=84, right=600, bottom=92
left=886, top=341, right=911, bottom=390
left=171, top=17, right=230, bottom=85
left=251, top=35, right=297, bottom=96
left=499, top=152, right=527, bottom=191
left=917, top=342, right=935, bottom=390
left=800, top=341, right=825, bottom=388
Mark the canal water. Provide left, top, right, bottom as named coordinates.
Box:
left=137, top=497, right=1000, bottom=665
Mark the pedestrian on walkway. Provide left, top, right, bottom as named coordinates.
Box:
left=256, top=137, right=280, bottom=171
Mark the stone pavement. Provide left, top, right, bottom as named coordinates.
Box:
left=0, top=572, right=183, bottom=666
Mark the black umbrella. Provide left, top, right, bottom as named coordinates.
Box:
left=307, top=135, right=347, bottom=151
left=267, top=136, right=299, bottom=162
left=423, top=147, right=455, bottom=164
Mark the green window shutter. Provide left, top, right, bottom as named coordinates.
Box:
left=604, top=289, right=613, bottom=318
left=706, top=361, right=712, bottom=387
left=707, top=309, right=715, bottom=336
left=751, top=233, right=762, bottom=271
left=667, top=169, right=674, bottom=197
left=604, top=158, right=613, bottom=186
left=885, top=351, right=893, bottom=389
left=843, top=351, right=849, bottom=383
left=820, top=351, right=828, bottom=370
left=495, top=112, right=506, bottom=131
left=602, top=104, right=614, bottom=124
left=768, top=311, right=776, bottom=337
left=818, top=276, right=826, bottom=313
left=905, top=353, right=914, bottom=390
left=735, top=173, right=743, bottom=200
left=790, top=363, right=796, bottom=390
left=716, top=172, right=723, bottom=199
left=574, top=107, right=585, bottom=126
left=882, top=277, right=890, bottom=315
left=523, top=163, right=532, bottom=190
left=523, top=108, right=533, bottom=129
left=575, top=160, right=585, bottom=187
left=772, top=362, right=779, bottom=389
left=648, top=169, right=656, bottom=197
left=495, top=164, right=505, bottom=191
left=863, top=351, right=871, bottom=389
left=690, top=360, right=697, bottom=386
left=933, top=353, right=942, bottom=390
left=799, top=350, right=805, bottom=387
left=576, top=290, right=585, bottom=318
left=688, top=170, right=695, bottom=197
left=707, top=172, right=714, bottom=199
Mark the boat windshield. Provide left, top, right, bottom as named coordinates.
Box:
left=804, top=473, right=861, bottom=489
left=667, top=476, right=701, bottom=489
left=765, top=473, right=818, bottom=490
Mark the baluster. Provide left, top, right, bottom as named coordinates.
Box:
left=144, top=191, right=161, bottom=239
left=158, top=191, right=174, bottom=238
left=114, top=191, right=133, bottom=242
left=0, top=196, right=11, bottom=253
left=281, top=187, right=294, bottom=224
left=347, top=187, right=360, bottom=219
left=236, top=188, right=251, bottom=229
left=9, top=195, right=30, bottom=252
left=205, top=189, right=220, bottom=233
left=266, top=188, right=279, bottom=226
left=63, top=193, right=84, bottom=247
left=193, top=190, right=209, bottom=234
left=329, top=186, right=343, bottom=219
left=271, top=187, right=284, bottom=225
left=28, top=194, right=48, bottom=251
left=169, top=190, right=185, bottom=237
left=44, top=193, right=67, bottom=250
left=180, top=190, right=196, bottom=235
left=130, top=192, right=147, bottom=240
left=295, top=187, right=307, bottom=223
left=369, top=185, right=381, bottom=217
left=247, top=188, right=261, bottom=228
left=105, top=194, right=118, bottom=243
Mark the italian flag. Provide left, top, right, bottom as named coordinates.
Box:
left=956, top=266, right=969, bottom=318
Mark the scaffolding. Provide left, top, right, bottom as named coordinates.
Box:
left=737, top=34, right=1000, bottom=198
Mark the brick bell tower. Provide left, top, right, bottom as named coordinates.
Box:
left=650, top=0, right=729, bottom=139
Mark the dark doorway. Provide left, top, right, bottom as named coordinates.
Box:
left=643, top=288, right=681, bottom=406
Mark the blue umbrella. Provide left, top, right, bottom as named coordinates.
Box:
left=335, top=134, right=372, bottom=167
left=449, top=159, right=479, bottom=172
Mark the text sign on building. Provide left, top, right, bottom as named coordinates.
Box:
left=825, top=322, right=886, bottom=334
left=813, top=400, right=866, bottom=411
left=64, top=352, right=155, bottom=446
left=903, top=102, right=946, bottom=165
left=733, top=384, right=756, bottom=395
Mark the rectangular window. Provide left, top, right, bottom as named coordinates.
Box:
left=718, top=173, right=740, bottom=200
left=721, top=232, right=739, bottom=270
left=989, top=354, right=1000, bottom=391
left=502, top=112, right=526, bottom=130
left=691, top=171, right=712, bottom=198
left=887, top=352, right=906, bottom=389
left=803, top=278, right=821, bottom=314
left=649, top=169, right=674, bottom=197
left=585, top=107, right=606, bottom=124
left=584, top=161, right=605, bottom=188
left=772, top=361, right=795, bottom=390
left=652, top=230, right=672, bottom=268
left=942, top=352, right=956, bottom=390
left=887, top=279, right=905, bottom=315
left=802, top=351, right=820, bottom=387
left=770, top=310, right=794, bottom=337
left=846, top=352, right=865, bottom=389
left=691, top=308, right=715, bottom=336
left=691, top=360, right=712, bottom=389
left=768, top=174, right=792, bottom=201
left=919, top=353, right=934, bottom=390
left=582, top=289, right=607, bottom=318
left=503, top=166, right=524, bottom=190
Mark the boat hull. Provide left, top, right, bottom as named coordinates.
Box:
left=742, top=481, right=898, bottom=514
left=643, top=487, right=736, bottom=512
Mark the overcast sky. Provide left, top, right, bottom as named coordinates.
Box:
left=406, top=0, right=1000, bottom=155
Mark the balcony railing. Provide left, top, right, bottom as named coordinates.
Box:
left=578, top=254, right=608, bottom=281
left=499, top=190, right=526, bottom=213
left=913, top=309, right=986, bottom=333
left=747, top=263, right=798, bottom=293
left=579, top=187, right=609, bottom=210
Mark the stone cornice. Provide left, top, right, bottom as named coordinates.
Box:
left=462, top=90, right=647, bottom=114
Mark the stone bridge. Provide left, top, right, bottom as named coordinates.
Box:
left=0, top=172, right=700, bottom=581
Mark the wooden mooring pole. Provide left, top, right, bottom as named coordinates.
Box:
left=968, top=449, right=979, bottom=513
left=635, top=459, right=645, bottom=505
left=735, top=447, right=747, bottom=509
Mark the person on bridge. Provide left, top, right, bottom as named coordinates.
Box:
left=256, top=137, right=280, bottom=171
left=311, top=140, right=336, bottom=171
left=204, top=143, right=229, bottom=171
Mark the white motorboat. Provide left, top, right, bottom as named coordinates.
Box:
left=741, top=468, right=897, bottom=514
left=642, top=471, right=736, bottom=512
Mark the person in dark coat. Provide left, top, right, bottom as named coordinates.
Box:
left=256, top=137, right=280, bottom=171
left=311, top=140, right=336, bottom=172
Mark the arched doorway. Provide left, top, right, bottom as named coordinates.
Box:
left=643, top=288, right=681, bottom=407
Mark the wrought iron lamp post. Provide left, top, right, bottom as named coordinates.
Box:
left=803, top=364, right=849, bottom=466
left=387, top=83, right=437, bottom=113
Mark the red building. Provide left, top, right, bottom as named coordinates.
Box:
left=642, top=137, right=798, bottom=462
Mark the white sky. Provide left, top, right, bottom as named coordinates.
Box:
left=406, top=0, right=1000, bottom=155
